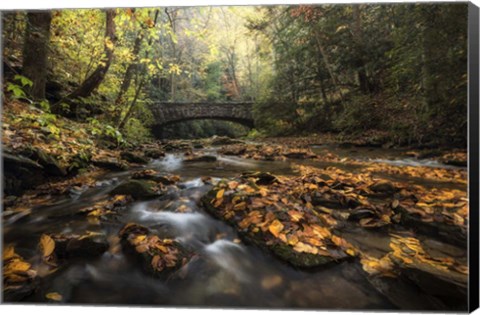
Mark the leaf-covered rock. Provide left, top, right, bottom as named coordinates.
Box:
left=201, top=175, right=355, bottom=268
left=119, top=223, right=193, bottom=277
left=109, top=179, right=159, bottom=199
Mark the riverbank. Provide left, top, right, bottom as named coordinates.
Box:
left=2, top=100, right=469, bottom=310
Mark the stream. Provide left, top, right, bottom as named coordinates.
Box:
left=2, top=144, right=467, bottom=309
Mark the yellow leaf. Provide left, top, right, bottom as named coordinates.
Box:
left=46, top=292, right=63, bottom=301
left=287, top=234, right=299, bottom=246
left=135, top=244, right=149, bottom=253
left=213, top=198, right=223, bottom=207
left=155, top=244, right=168, bottom=253
left=131, top=235, right=147, bottom=245
left=346, top=249, right=356, bottom=256
left=261, top=275, right=283, bottom=289
left=293, top=242, right=318, bottom=254
left=40, top=234, right=55, bottom=257
left=216, top=189, right=225, bottom=199
left=392, top=199, right=399, bottom=209
left=7, top=260, right=31, bottom=272
left=105, top=38, right=114, bottom=50
left=3, top=245, right=16, bottom=260
left=233, top=201, right=247, bottom=211
left=151, top=255, right=161, bottom=270
left=268, top=220, right=284, bottom=238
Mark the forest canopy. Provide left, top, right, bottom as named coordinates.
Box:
left=2, top=3, right=468, bottom=146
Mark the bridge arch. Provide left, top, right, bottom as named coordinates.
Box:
left=150, top=102, right=255, bottom=129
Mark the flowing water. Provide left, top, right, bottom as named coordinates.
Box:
left=2, top=145, right=467, bottom=309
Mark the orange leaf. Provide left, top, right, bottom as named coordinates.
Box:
left=268, top=220, right=284, bottom=238
left=216, top=189, right=225, bottom=199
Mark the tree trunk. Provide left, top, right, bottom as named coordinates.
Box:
left=114, top=33, right=142, bottom=106
left=117, top=77, right=145, bottom=130
left=352, top=5, right=373, bottom=94
left=22, top=11, right=52, bottom=100
left=66, top=9, right=117, bottom=102
left=421, top=7, right=441, bottom=114
left=115, top=9, right=160, bottom=127
left=313, top=29, right=344, bottom=105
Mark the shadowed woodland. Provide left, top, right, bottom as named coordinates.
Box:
left=1, top=3, right=470, bottom=310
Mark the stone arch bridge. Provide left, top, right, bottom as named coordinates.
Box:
left=150, top=102, right=254, bottom=130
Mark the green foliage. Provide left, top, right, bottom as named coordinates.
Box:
left=6, top=75, right=33, bottom=101
left=249, top=3, right=468, bottom=146
left=87, top=118, right=125, bottom=147
left=2, top=5, right=467, bottom=146
left=122, top=118, right=153, bottom=144
left=245, top=128, right=264, bottom=139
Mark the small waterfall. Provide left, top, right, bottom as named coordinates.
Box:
left=151, top=154, right=183, bottom=171
left=203, top=239, right=252, bottom=283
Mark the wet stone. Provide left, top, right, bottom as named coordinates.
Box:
left=132, top=169, right=180, bottom=185
left=201, top=176, right=353, bottom=269
left=143, top=148, right=165, bottom=159
left=119, top=223, right=193, bottom=277
left=92, top=157, right=128, bottom=171
left=51, top=232, right=109, bottom=259
left=120, top=151, right=149, bottom=164
left=110, top=179, right=160, bottom=200
left=184, top=155, right=217, bottom=163
left=369, top=180, right=397, bottom=195
left=20, top=146, right=67, bottom=176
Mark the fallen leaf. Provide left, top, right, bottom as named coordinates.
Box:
left=261, top=274, right=283, bottom=289
left=268, top=220, right=284, bottom=238
left=46, top=292, right=63, bottom=301
left=216, top=189, right=225, bottom=199
left=40, top=234, right=55, bottom=257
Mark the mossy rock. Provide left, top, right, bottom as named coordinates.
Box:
left=201, top=191, right=347, bottom=269
left=3, top=151, right=45, bottom=195
left=120, top=151, right=149, bottom=164
left=21, top=147, right=66, bottom=176
left=110, top=180, right=159, bottom=199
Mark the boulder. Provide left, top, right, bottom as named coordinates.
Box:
left=210, top=136, right=243, bottom=146
left=110, top=180, right=159, bottom=199
left=143, top=148, right=165, bottom=159
left=52, top=232, right=109, bottom=259
left=395, top=205, right=466, bottom=248
left=284, top=152, right=316, bottom=159
left=119, top=223, right=193, bottom=277
left=20, top=147, right=66, bottom=176
left=201, top=187, right=350, bottom=269
left=184, top=155, right=217, bottom=163
left=219, top=145, right=246, bottom=156
left=120, top=151, right=149, bottom=164
left=132, top=170, right=180, bottom=185
left=92, top=157, right=128, bottom=171
left=3, top=152, right=45, bottom=196
left=369, top=180, right=397, bottom=195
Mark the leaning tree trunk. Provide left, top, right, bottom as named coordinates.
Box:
left=116, top=9, right=160, bottom=128
left=114, top=33, right=142, bottom=106
left=66, top=9, right=117, bottom=104
left=22, top=11, right=52, bottom=100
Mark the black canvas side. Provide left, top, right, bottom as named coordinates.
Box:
left=468, top=1, right=480, bottom=313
